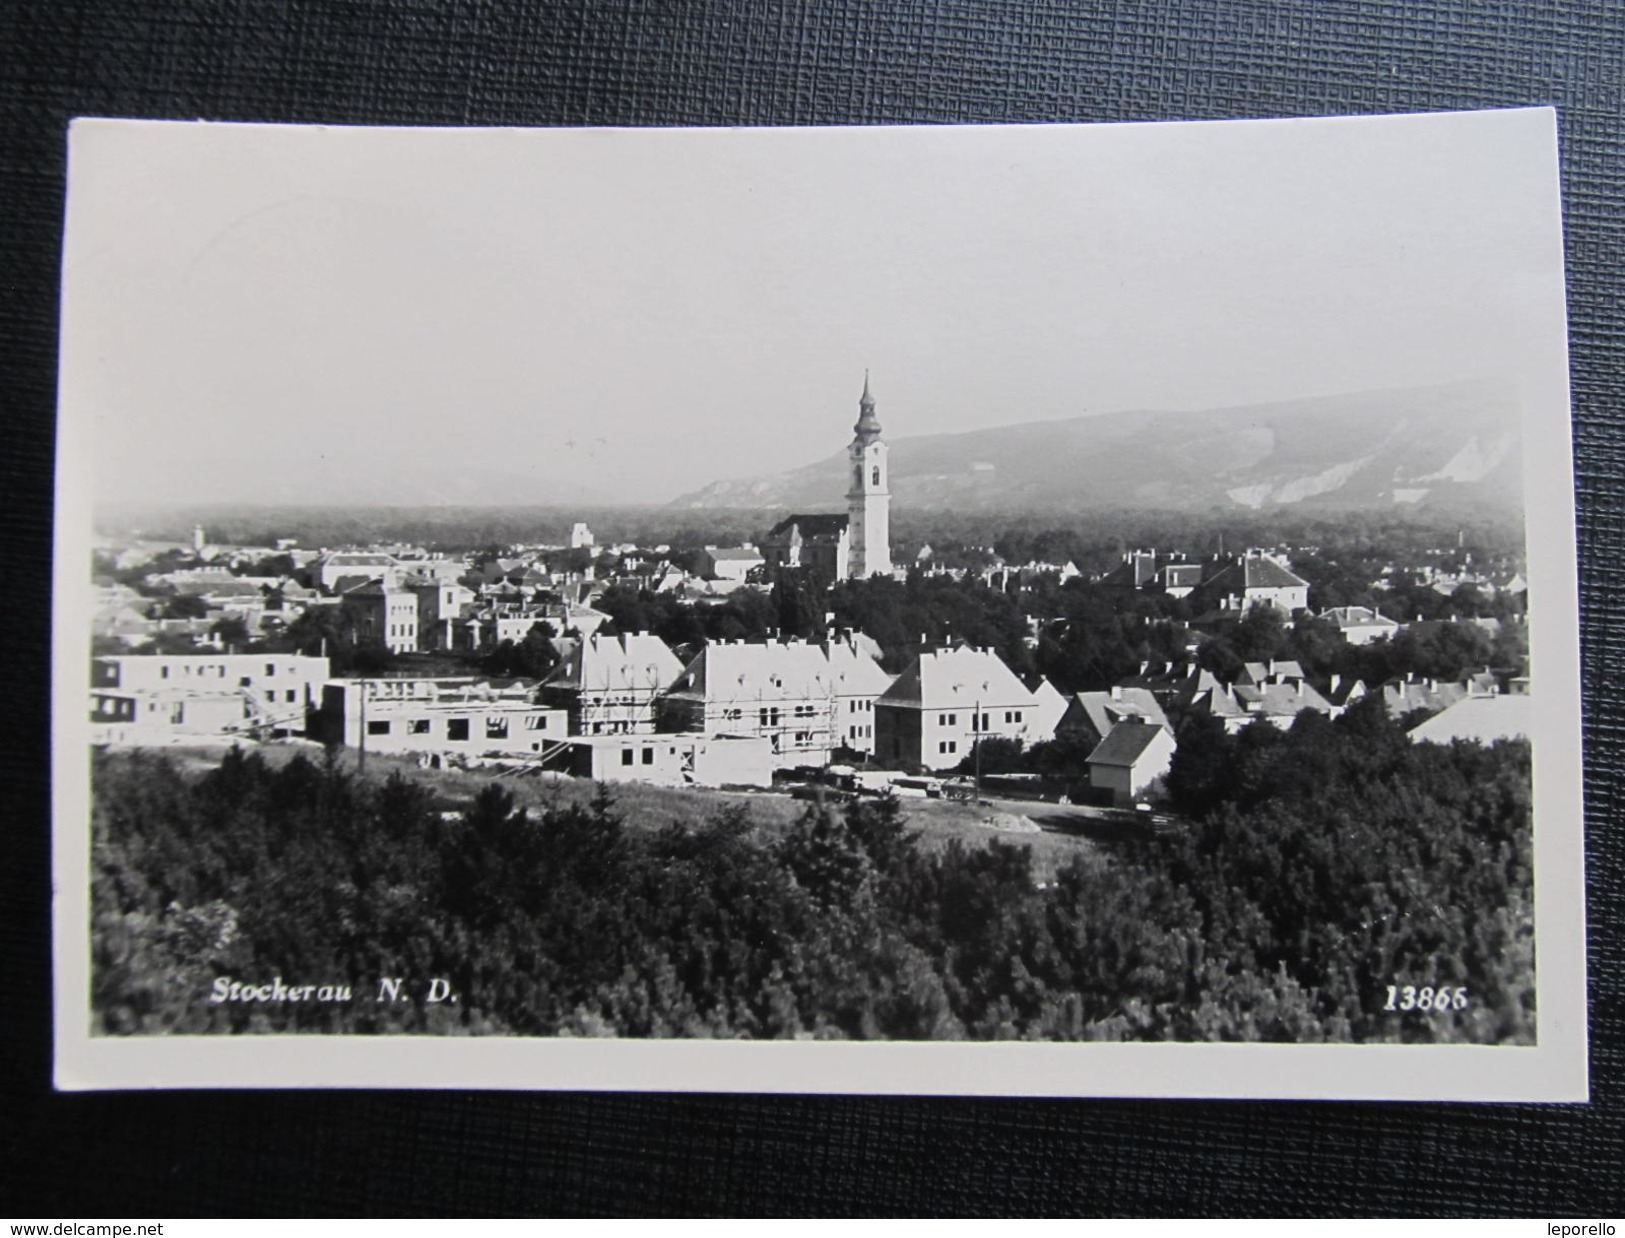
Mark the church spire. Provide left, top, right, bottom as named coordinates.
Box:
left=853, top=371, right=882, bottom=444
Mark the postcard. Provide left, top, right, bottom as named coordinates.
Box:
left=54, top=109, right=1586, bottom=1098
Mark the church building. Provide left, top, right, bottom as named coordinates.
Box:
left=761, top=374, right=893, bottom=581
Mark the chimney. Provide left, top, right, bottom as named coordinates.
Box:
left=1111, top=686, right=1122, bottom=700
left=1139, top=661, right=1149, bottom=675
left=1330, top=673, right=1342, bottom=693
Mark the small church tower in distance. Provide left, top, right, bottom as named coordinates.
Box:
left=846, top=371, right=892, bottom=579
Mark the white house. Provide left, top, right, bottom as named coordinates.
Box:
left=1321, top=605, right=1401, bottom=645
left=319, top=676, right=565, bottom=757
left=1085, top=719, right=1177, bottom=807
left=874, top=645, right=1038, bottom=772
left=662, top=638, right=840, bottom=766
left=540, top=631, right=685, bottom=736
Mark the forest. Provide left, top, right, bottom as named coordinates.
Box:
left=91, top=697, right=1533, bottom=1043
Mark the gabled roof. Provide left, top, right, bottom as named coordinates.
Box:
left=321, top=551, right=399, bottom=567
left=541, top=632, right=684, bottom=694
left=666, top=639, right=836, bottom=705
left=706, top=545, right=765, bottom=563
left=1233, top=680, right=1334, bottom=717
left=1064, top=688, right=1171, bottom=738
left=1201, top=555, right=1310, bottom=596
left=822, top=637, right=895, bottom=697
left=1383, top=678, right=1470, bottom=715
left=1324, top=677, right=1366, bottom=707
left=1186, top=685, right=1247, bottom=720
left=1409, top=694, right=1530, bottom=744
left=340, top=577, right=400, bottom=598
left=878, top=646, right=1032, bottom=710
left=1086, top=720, right=1172, bottom=767
left=764, top=513, right=849, bottom=542
left=1237, top=659, right=1306, bottom=686
left=1322, top=605, right=1398, bottom=628
left=1099, top=551, right=1162, bottom=589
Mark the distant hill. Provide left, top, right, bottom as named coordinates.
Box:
left=671, top=383, right=1526, bottom=517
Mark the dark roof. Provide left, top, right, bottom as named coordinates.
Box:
left=765, top=513, right=849, bottom=541
left=1086, top=720, right=1171, bottom=767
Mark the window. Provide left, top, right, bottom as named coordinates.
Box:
left=286, top=690, right=297, bottom=703
left=169, top=702, right=185, bottom=725
left=409, top=719, right=431, bottom=734
left=939, top=740, right=956, bottom=755
left=367, top=720, right=390, bottom=736
left=943, top=712, right=956, bottom=726
left=240, top=677, right=252, bottom=687
left=641, top=747, right=654, bottom=765
left=872, top=466, right=881, bottom=486
left=160, top=666, right=170, bottom=679
left=621, top=748, right=634, bottom=766
left=265, top=663, right=276, bottom=676
left=447, top=718, right=470, bottom=741
left=486, top=717, right=509, bottom=740
left=524, top=714, right=548, bottom=730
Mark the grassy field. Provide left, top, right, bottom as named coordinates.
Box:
left=126, top=739, right=1118, bottom=882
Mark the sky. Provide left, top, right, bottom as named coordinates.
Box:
left=59, top=109, right=1569, bottom=508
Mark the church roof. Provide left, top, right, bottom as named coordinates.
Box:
left=765, top=513, right=849, bottom=542
left=853, top=372, right=882, bottom=444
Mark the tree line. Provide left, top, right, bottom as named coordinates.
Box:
left=93, top=698, right=1531, bottom=1043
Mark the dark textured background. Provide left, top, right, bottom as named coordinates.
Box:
left=2, top=0, right=1621, bottom=1218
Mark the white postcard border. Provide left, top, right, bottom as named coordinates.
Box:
left=51, top=110, right=1589, bottom=1099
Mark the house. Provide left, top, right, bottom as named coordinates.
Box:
left=822, top=634, right=897, bottom=756
left=407, top=579, right=477, bottom=651
left=1409, top=694, right=1531, bottom=745
left=1382, top=675, right=1471, bottom=717
left=89, top=653, right=329, bottom=742
left=1192, top=550, right=1311, bottom=618
left=1231, top=679, right=1337, bottom=729
left=315, top=551, right=401, bottom=594
left=318, top=676, right=565, bottom=757
left=1056, top=687, right=1172, bottom=750
left=554, top=733, right=773, bottom=788
left=1320, top=605, right=1401, bottom=645
left=662, top=638, right=840, bottom=766
left=874, top=645, right=1038, bottom=772
left=1236, top=659, right=1306, bottom=687
left=759, top=514, right=850, bottom=581
left=339, top=578, right=420, bottom=654
left=1098, top=550, right=1203, bottom=598
left=1085, top=720, right=1177, bottom=807
left=540, top=631, right=685, bottom=736
left=699, top=545, right=765, bottom=584
left=1182, top=681, right=1251, bottom=732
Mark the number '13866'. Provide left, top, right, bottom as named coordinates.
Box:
left=1385, top=985, right=1469, bottom=1012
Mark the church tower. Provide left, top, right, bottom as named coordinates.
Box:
left=846, top=372, right=892, bottom=579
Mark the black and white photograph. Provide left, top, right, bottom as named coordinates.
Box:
left=52, top=108, right=1586, bottom=1098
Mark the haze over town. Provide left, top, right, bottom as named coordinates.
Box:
left=65, top=114, right=1565, bottom=509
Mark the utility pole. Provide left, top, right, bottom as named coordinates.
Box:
left=973, top=695, right=981, bottom=803
left=358, top=679, right=367, bottom=774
